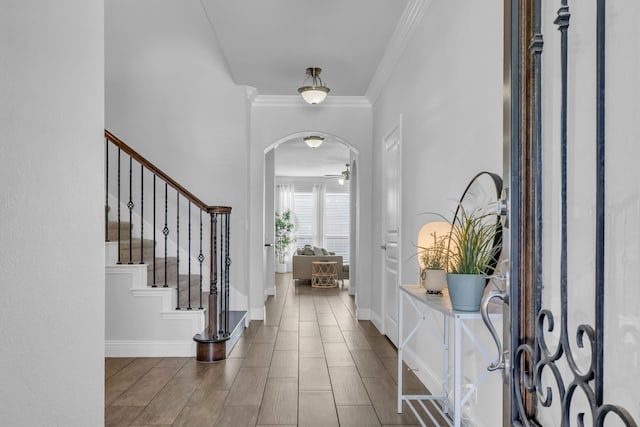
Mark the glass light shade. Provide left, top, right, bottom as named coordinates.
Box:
left=304, top=136, right=324, bottom=148
left=338, top=176, right=345, bottom=185
left=298, top=86, right=330, bottom=104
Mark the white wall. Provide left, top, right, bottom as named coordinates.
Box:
left=105, top=0, right=250, bottom=309
left=250, top=100, right=373, bottom=319
left=372, top=1, right=503, bottom=425
left=602, top=2, right=640, bottom=420
left=0, top=1, right=105, bottom=424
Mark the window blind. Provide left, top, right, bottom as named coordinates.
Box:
left=293, top=189, right=350, bottom=264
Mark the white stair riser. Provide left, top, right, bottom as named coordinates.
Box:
left=105, top=264, right=205, bottom=357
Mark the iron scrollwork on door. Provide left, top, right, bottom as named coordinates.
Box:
left=513, top=1, right=638, bottom=426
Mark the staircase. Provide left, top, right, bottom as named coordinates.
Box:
left=105, top=220, right=207, bottom=357
left=104, top=130, right=246, bottom=359
left=106, top=219, right=204, bottom=308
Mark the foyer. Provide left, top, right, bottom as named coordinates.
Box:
left=105, top=274, right=432, bottom=426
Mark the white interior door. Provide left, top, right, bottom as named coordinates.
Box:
left=382, top=120, right=401, bottom=346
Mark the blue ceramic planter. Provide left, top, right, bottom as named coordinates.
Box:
left=446, top=273, right=486, bottom=311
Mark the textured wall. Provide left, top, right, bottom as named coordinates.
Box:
left=105, top=0, right=250, bottom=309
left=0, top=0, right=105, bottom=424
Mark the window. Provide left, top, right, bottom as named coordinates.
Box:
left=293, top=192, right=313, bottom=248
left=292, top=188, right=350, bottom=264
left=325, top=193, right=350, bottom=264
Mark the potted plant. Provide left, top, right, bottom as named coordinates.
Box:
left=418, top=231, right=450, bottom=294
left=447, top=205, right=502, bottom=311
left=275, top=210, right=295, bottom=273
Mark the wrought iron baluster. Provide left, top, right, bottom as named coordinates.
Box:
left=105, top=138, right=109, bottom=242
left=128, top=157, right=134, bottom=264
left=117, top=148, right=121, bottom=265
left=198, top=210, right=204, bottom=310
left=176, top=192, right=180, bottom=310
left=152, top=175, right=157, bottom=287
left=219, top=216, right=224, bottom=335
left=187, top=201, right=192, bottom=310
left=163, top=183, right=168, bottom=288
left=140, top=164, right=144, bottom=264
left=224, top=211, right=230, bottom=336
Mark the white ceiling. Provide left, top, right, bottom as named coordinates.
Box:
left=200, top=0, right=412, bottom=176
left=200, top=0, right=409, bottom=96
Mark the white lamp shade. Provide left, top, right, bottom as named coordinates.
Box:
left=338, top=176, right=345, bottom=185
left=298, top=87, right=329, bottom=104
left=417, top=221, right=453, bottom=270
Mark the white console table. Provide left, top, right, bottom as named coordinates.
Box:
left=397, top=284, right=502, bottom=427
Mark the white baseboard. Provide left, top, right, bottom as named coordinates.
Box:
left=356, top=308, right=371, bottom=320
left=106, top=340, right=197, bottom=357
left=250, top=306, right=265, bottom=320
left=105, top=242, right=119, bottom=265
left=370, top=311, right=384, bottom=333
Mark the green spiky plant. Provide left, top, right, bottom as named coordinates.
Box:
left=418, top=231, right=451, bottom=271
left=448, top=205, right=502, bottom=275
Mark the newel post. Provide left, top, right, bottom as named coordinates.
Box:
left=193, top=206, right=232, bottom=362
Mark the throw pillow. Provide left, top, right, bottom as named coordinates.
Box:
left=321, top=248, right=328, bottom=255
left=303, top=247, right=315, bottom=255
left=313, top=246, right=324, bottom=256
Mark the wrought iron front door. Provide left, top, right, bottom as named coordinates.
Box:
left=498, top=0, right=640, bottom=425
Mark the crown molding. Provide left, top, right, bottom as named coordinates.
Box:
left=252, top=95, right=371, bottom=109
left=365, top=0, right=431, bottom=104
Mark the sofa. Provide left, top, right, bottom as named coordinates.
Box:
left=292, top=245, right=345, bottom=282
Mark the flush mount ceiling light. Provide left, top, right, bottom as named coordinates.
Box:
left=338, top=163, right=350, bottom=185
left=303, top=135, right=324, bottom=148
left=297, top=67, right=330, bottom=104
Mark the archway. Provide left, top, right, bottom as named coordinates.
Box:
left=263, top=132, right=360, bottom=301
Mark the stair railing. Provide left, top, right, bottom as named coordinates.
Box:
left=105, top=130, right=231, bottom=341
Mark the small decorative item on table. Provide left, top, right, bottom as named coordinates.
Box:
left=417, top=221, right=452, bottom=295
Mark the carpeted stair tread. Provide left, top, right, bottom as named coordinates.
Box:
left=146, top=257, right=178, bottom=286
left=146, top=273, right=205, bottom=308
left=106, top=220, right=206, bottom=309
left=106, top=221, right=132, bottom=241
left=118, top=239, right=157, bottom=264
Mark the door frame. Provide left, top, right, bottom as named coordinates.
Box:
left=262, top=132, right=360, bottom=300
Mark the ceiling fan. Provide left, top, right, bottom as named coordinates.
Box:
left=324, top=163, right=350, bottom=185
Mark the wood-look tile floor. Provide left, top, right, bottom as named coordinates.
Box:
left=105, top=274, right=435, bottom=426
